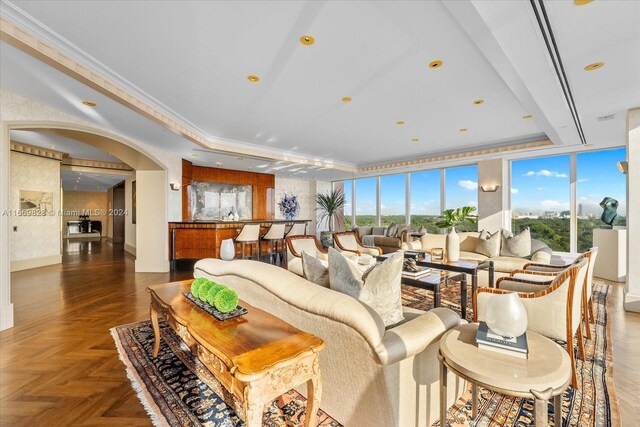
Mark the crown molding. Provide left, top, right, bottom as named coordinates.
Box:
left=10, top=140, right=64, bottom=160
left=0, top=5, right=357, bottom=173
left=61, top=157, right=133, bottom=172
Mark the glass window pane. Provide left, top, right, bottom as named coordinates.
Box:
left=380, top=174, right=406, bottom=226
left=333, top=180, right=352, bottom=231
left=410, top=170, right=441, bottom=233
left=445, top=165, right=478, bottom=232
left=355, top=177, right=377, bottom=227
left=511, top=155, right=570, bottom=251
left=577, top=148, right=627, bottom=252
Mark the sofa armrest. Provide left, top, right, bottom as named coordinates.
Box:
left=358, top=245, right=382, bottom=256
left=531, top=250, right=552, bottom=264
left=375, top=308, right=460, bottom=365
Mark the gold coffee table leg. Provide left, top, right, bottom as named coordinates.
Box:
left=150, top=303, right=161, bottom=357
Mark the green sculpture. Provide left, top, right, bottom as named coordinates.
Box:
left=599, top=197, right=619, bottom=227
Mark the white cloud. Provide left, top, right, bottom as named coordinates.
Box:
left=458, top=179, right=478, bottom=190
left=524, top=170, right=568, bottom=178
left=511, top=188, right=519, bottom=194
left=468, top=201, right=477, bottom=207
left=577, top=178, right=590, bottom=183
left=537, top=187, right=545, bottom=191
left=540, top=199, right=569, bottom=209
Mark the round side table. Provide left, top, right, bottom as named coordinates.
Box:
left=439, top=323, right=571, bottom=427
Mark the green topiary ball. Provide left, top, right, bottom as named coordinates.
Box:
left=197, top=281, right=214, bottom=301
left=214, top=288, right=239, bottom=313
left=204, top=283, right=227, bottom=306
left=191, top=277, right=209, bottom=298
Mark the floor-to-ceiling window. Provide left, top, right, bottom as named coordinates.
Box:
left=410, top=170, right=441, bottom=233
left=445, top=165, right=478, bottom=232
left=511, top=155, right=571, bottom=251
left=355, top=177, right=377, bottom=227
left=336, top=180, right=353, bottom=231
left=577, top=148, right=627, bottom=251
left=380, top=174, right=405, bottom=226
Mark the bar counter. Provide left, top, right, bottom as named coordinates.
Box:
left=169, top=219, right=310, bottom=263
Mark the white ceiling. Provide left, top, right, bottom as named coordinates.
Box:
left=11, top=130, right=122, bottom=162
left=60, top=170, right=130, bottom=193
left=1, top=0, right=638, bottom=179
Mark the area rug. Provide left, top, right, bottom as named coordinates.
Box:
left=402, top=281, right=620, bottom=427
left=111, top=320, right=342, bottom=427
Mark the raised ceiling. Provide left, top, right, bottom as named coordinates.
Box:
left=1, top=0, right=638, bottom=178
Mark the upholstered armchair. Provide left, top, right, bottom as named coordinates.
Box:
left=474, top=258, right=589, bottom=388
left=285, top=235, right=328, bottom=277
left=333, top=231, right=382, bottom=257
left=514, top=248, right=599, bottom=340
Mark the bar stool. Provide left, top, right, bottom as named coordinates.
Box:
left=285, top=222, right=307, bottom=238
left=235, top=224, right=261, bottom=259
left=261, top=223, right=286, bottom=264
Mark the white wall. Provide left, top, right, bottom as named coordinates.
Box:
left=124, top=175, right=136, bottom=255
left=625, top=108, right=640, bottom=312
left=10, top=152, right=62, bottom=271
left=135, top=170, right=169, bottom=272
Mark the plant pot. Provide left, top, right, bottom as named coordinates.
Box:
left=446, top=226, right=460, bottom=262
left=485, top=292, right=528, bottom=338
left=320, top=231, right=334, bottom=248
left=220, top=239, right=235, bottom=261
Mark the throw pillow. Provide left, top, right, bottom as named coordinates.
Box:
left=501, top=228, right=531, bottom=258
left=386, top=223, right=398, bottom=237
left=475, top=230, right=500, bottom=258
left=301, top=252, right=330, bottom=288
left=328, top=247, right=404, bottom=327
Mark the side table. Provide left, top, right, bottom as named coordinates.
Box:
left=439, top=323, right=571, bottom=427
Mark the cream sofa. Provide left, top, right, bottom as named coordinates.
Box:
left=402, top=232, right=552, bottom=287
left=194, top=259, right=465, bottom=427
left=354, top=225, right=412, bottom=254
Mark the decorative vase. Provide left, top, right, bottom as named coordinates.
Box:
left=485, top=292, right=528, bottom=338
left=220, top=239, right=235, bottom=261
left=446, top=226, right=460, bottom=262
left=320, top=231, right=333, bottom=248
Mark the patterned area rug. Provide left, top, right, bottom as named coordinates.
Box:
left=112, top=282, right=619, bottom=427
left=402, top=281, right=619, bottom=427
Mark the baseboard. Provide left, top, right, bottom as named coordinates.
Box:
left=124, top=243, right=137, bottom=256
left=10, top=254, right=62, bottom=272
left=135, top=259, right=170, bottom=273
left=0, top=303, right=14, bottom=331
left=624, top=291, right=640, bottom=313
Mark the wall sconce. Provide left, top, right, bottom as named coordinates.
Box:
left=169, top=183, right=181, bottom=191
left=480, top=184, right=500, bottom=192
left=617, top=161, right=628, bottom=174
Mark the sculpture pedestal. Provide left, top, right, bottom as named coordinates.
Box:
left=593, top=228, right=626, bottom=282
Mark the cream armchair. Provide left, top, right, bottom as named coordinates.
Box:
left=285, top=235, right=328, bottom=276
left=474, top=258, right=589, bottom=388
left=512, top=248, right=598, bottom=340
left=333, top=231, right=382, bottom=257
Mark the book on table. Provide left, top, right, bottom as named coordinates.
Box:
left=402, top=266, right=431, bottom=278
left=475, top=321, right=529, bottom=359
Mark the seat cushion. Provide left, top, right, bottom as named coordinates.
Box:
left=459, top=251, right=489, bottom=262
left=372, top=226, right=386, bottom=236
left=328, top=248, right=404, bottom=327
left=374, top=236, right=402, bottom=248
left=302, top=252, right=330, bottom=288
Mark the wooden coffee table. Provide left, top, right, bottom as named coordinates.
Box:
left=439, top=323, right=571, bottom=427
left=147, top=280, right=325, bottom=427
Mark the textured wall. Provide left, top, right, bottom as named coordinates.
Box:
left=62, top=191, right=108, bottom=236
left=274, top=177, right=311, bottom=222
left=10, top=152, right=61, bottom=262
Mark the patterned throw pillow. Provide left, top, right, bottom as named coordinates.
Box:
left=386, top=223, right=398, bottom=237
left=328, top=248, right=404, bottom=327
left=301, top=252, right=330, bottom=288
left=475, top=229, right=501, bottom=258
left=500, top=228, right=532, bottom=258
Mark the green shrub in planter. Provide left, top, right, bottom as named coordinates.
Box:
left=204, top=283, right=227, bottom=306
left=191, top=277, right=209, bottom=298
left=198, top=281, right=214, bottom=301
left=213, top=288, right=239, bottom=313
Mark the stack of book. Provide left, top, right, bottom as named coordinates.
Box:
left=475, top=321, right=529, bottom=359
left=402, top=266, right=431, bottom=279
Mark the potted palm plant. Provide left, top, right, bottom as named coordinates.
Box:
left=435, top=206, right=478, bottom=262
left=315, top=189, right=347, bottom=247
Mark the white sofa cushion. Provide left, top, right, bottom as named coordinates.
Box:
left=328, top=248, right=404, bottom=327
left=302, top=252, right=330, bottom=287
left=475, top=229, right=501, bottom=258
left=501, top=228, right=531, bottom=257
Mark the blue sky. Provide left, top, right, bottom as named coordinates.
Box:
left=342, top=147, right=626, bottom=217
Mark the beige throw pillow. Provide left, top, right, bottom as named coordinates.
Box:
left=475, top=230, right=500, bottom=258
left=386, top=223, right=398, bottom=237
left=501, top=228, right=531, bottom=258
left=301, top=252, right=330, bottom=288
left=328, top=247, right=404, bottom=327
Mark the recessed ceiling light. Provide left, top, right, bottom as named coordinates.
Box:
left=584, top=62, right=605, bottom=71
left=396, top=120, right=405, bottom=125
left=428, top=60, right=443, bottom=69
left=459, top=128, right=469, bottom=132
left=522, top=114, right=533, bottom=119
left=574, top=0, right=593, bottom=5
left=215, top=162, right=223, bottom=166
left=300, top=35, right=315, bottom=45
left=411, top=138, right=419, bottom=142
left=191, top=153, right=198, bottom=157
left=82, top=101, right=96, bottom=107
left=342, top=97, right=352, bottom=103
left=247, top=75, right=260, bottom=82
left=473, top=99, right=485, bottom=105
